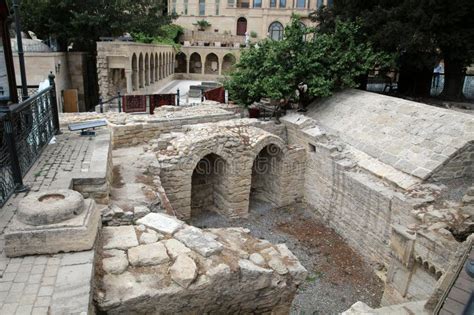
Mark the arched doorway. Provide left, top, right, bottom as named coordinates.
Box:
left=222, top=54, right=236, bottom=74
left=250, top=144, right=283, bottom=206
left=204, top=53, right=219, bottom=75
left=138, top=53, right=144, bottom=88
left=175, top=53, right=187, bottom=73
left=131, top=53, right=138, bottom=91
left=237, top=17, right=247, bottom=36
left=159, top=53, right=163, bottom=80
left=190, top=52, right=202, bottom=74
left=268, top=21, right=284, bottom=41
left=191, top=153, right=228, bottom=216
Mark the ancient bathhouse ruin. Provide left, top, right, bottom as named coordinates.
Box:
left=1, top=89, right=473, bottom=314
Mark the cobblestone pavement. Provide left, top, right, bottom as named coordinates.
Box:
left=0, top=131, right=98, bottom=315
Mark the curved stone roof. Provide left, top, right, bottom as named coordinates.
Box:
left=11, top=39, right=52, bottom=53
left=306, top=89, right=474, bottom=180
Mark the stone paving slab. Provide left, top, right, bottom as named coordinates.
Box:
left=0, top=130, right=108, bottom=314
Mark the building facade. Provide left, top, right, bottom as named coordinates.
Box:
left=169, top=0, right=332, bottom=40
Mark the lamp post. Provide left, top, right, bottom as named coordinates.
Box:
left=12, top=0, right=28, bottom=100
left=0, top=0, right=18, bottom=106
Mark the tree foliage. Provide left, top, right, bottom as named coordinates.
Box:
left=8, top=0, right=175, bottom=51
left=313, top=0, right=474, bottom=100
left=225, top=15, right=389, bottom=106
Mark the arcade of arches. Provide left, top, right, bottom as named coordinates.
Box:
left=158, top=121, right=305, bottom=219
left=97, top=41, right=240, bottom=99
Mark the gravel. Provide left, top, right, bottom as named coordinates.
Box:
left=190, top=200, right=384, bottom=315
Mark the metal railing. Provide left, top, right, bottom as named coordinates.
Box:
left=16, top=85, right=39, bottom=102
left=366, top=72, right=474, bottom=100
left=0, top=74, right=59, bottom=207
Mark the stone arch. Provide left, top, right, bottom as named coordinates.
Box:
left=250, top=143, right=285, bottom=206
left=145, top=53, right=150, bottom=86
left=190, top=52, right=202, bottom=74
left=175, top=52, right=187, bottom=73
left=138, top=53, right=144, bottom=88
left=191, top=152, right=231, bottom=217
left=131, top=53, right=138, bottom=91
left=155, top=53, right=159, bottom=81
left=222, top=53, right=236, bottom=74
left=204, top=53, right=219, bottom=75
left=150, top=53, right=155, bottom=84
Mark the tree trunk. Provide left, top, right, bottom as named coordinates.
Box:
left=398, top=65, right=433, bottom=97
left=397, top=53, right=433, bottom=97
left=440, top=57, right=466, bottom=101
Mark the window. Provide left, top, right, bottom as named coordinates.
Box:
left=228, top=0, right=235, bottom=8
left=270, top=0, right=276, bottom=7
left=172, top=0, right=177, bottom=14
left=268, top=21, right=283, bottom=40
left=184, top=0, right=189, bottom=14
left=237, top=0, right=249, bottom=8
left=279, top=0, right=286, bottom=7
left=296, top=0, right=305, bottom=8
left=327, top=0, right=333, bottom=7
left=317, top=0, right=323, bottom=8
left=216, top=0, right=220, bottom=14
left=199, top=0, right=205, bottom=15
left=254, top=0, right=262, bottom=7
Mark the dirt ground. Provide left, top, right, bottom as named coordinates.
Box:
left=190, top=200, right=384, bottom=315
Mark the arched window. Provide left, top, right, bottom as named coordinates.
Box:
left=268, top=22, right=283, bottom=41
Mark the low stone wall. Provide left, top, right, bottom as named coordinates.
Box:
left=95, top=213, right=307, bottom=314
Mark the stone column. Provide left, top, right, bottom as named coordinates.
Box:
left=218, top=56, right=223, bottom=76
left=125, top=70, right=133, bottom=94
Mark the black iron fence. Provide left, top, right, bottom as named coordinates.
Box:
left=0, top=74, right=59, bottom=207
left=366, top=72, right=474, bottom=100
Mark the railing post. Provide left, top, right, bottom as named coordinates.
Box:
left=99, top=97, right=103, bottom=113
left=48, top=72, right=61, bottom=135
left=118, top=91, right=122, bottom=113
left=177, top=89, right=180, bottom=106
left=1, top=112, right=28, bottom=192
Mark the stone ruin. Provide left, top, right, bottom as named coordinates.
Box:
left=96, top=213, right=307, bottom=314
left=11, top=90, right=470, bottom=313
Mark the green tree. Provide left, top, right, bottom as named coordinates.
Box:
left=313, top=0, right=474, bottom=100
left=9, top=0, right=174, bottom=51
left=225, top=15, right=388, bottom=107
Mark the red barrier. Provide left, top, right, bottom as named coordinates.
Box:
left=122, top=95, right=146, bottom=113
left=203, top=87, right=225, bottom=104
left=150, top=94, right=176, bottom=114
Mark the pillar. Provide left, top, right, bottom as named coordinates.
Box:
left=125, top=69, right=133, bottom=93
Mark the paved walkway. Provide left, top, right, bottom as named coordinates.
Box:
left=0, top=131, right=102, bottom=315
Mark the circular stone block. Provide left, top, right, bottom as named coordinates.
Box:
left=17, top=189, right=85, bottom=226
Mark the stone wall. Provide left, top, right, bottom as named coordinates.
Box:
left=96, top=213, right=307, bottom=314
left=282, top=114, right=408, bottom=266
left=429, top=141, right=474, bottom=182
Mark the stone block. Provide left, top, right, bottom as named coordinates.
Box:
left=102, top=226, right=139, bottom=250
left=5, top=196, right=100, bottom=257
left=128, top=242, right=169, bottom=267
left=170, top=254, right=197, bottom=288
left=136, top=212, right=185, bottom=235
left=174, top=226, right=223, bottom=257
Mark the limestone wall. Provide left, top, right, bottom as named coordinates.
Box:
left=307, top=90, right=474, bottom=180
left=282, top=115, right=409, bottom=266
left=429, top=141, right=474, bottom=182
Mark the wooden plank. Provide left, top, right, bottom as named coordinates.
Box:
left=63, top=89, right=79, bottom=112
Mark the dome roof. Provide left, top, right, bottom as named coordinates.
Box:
left=10, top=38, right=52, bottom=53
